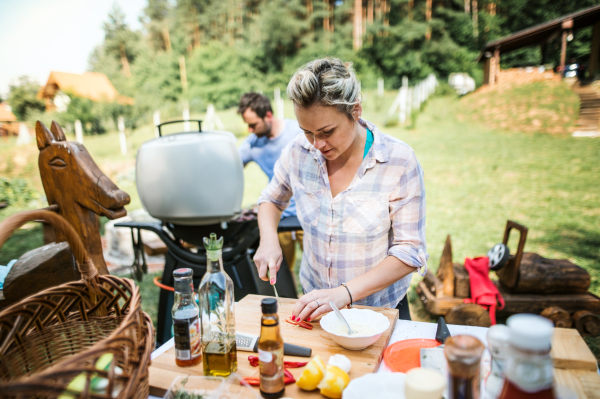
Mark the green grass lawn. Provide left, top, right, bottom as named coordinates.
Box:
left=2, top=83, right=599, bottom=360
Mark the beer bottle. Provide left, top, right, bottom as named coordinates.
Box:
left=172, top=268, right=202, bottom=367
left=258, top=298, right=285, bottom=398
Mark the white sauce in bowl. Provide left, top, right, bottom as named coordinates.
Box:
left=330, top=322, right=377, bottom=336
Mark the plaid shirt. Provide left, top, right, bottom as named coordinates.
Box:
left=258, top=119, right=428, bottom=308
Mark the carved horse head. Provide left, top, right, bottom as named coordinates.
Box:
left=36, top=121, right=130, bottom=274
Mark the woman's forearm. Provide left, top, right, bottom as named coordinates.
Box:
left=345, top=256, right=415, bottom=303
left=257, top=202, right=283, bottom=242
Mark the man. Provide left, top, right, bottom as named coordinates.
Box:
left=238, top=92, right=303, bottom=273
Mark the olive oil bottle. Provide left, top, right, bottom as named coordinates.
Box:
left=258, top=298, right=285, bottom=398
left=198, top=233, right=237, bottom=377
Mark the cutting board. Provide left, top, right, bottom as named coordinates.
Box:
left=551, top=328, right=598, bottom=372
left=149, top=294, right=398, bottom=397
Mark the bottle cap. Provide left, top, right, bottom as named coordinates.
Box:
left=203, top=233, right=224, bottom=250
left=444, top=335, right=485, bottom=378
left=507, top=314, right=553, bottom=351
left=203, top=233, right=224, bottom=261
left=173, top=268, right=193, bottom=279
left=261, top=298, right=278, bottom=314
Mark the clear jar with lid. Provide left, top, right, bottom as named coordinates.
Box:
left=485, top=324, right=511, bottom=399
left=498, top=314, right=555, bottom=399
left=445, top=334, right=485, bottom=399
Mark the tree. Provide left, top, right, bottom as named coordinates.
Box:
left=141, top=0, right=173, bottom=52
left=7, top=76, right=45, bottom=120
left=102, top=4, right=141, bottom=77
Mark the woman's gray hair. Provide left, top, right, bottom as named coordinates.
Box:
left=287, top=57, right=360, bottom=118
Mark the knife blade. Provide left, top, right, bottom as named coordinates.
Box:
left=435, top=316, right=451, bottom=344
left=236, top=332, right=312, bottom=357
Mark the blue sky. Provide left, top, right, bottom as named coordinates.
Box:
left=0, top=0, right=147, bottom=98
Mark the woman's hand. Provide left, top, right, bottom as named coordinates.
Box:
left=253, top=236, right=283, bottom=284
left=291, top=287, right=350, bottom=322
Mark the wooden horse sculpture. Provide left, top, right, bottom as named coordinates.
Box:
left=36, top=121, right=130, bottom=275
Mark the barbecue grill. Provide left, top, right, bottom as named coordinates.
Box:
left=116, top=120, right=299, bottom=345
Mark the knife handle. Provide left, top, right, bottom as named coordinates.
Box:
left=252, top=340, right=312, bottom=357
left=283, top=342, right=312, bottom=357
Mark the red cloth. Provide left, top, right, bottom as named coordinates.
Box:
left=462, top=256, right=505, bottom=325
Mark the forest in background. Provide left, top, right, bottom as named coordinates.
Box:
left=8, top=0, right=600, bottom=132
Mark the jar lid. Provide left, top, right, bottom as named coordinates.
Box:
left=487, top=324, right=511, bottom=358
left=507, top=314, right=554, bottom=351
left=261, top=298, right=278, bottom=314
left=173, top=268, right=193, bottom=278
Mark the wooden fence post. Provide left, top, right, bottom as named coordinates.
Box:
left=153, top=110, right=160, bottom=138
left=118, top=116, right=127, bottom=155
left=75, top=120, right=83, bottom=144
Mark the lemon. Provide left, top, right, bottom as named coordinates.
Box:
left=318, top=365, right=350, bottom=399
left=296, top=355, right=326, bottom=391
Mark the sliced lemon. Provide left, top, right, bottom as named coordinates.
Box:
left=318, top=365, right=350, bottom=399
left=296, top=355, right=326, bottom=391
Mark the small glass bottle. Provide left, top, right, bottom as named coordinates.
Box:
left=172, top=268, right=202, bottom=367
left=258, top=298, right=285, bottom=399
left=485, top=325, right=511, bottom=399
left=498, top=314, right=555, bottom=399
left=199, top=233, right=237, bottom=377
left=445, top=334, right=485, bottom=399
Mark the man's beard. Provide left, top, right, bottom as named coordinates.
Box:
left=255, top=120, right=272, bottom=137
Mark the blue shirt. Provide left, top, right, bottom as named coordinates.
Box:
left=363, top=128, right=373, bottom=159
left=239, top=119, right=303, bottom=218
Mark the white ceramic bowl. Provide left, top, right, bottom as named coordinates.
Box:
left=320, top=308, right=391, bottom=350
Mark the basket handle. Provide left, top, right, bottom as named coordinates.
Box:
left=0, top=210, right=97, bottom=279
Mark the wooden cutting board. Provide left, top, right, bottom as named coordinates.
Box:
left=149, top=294, right=398, bottom=397
left=551, top=328, right=599, bottom=372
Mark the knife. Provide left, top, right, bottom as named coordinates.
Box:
left=236, top=332, right=312, bottom=357
left=435, top=316, right=451, bottom=344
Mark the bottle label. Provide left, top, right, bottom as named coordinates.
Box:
left=173, top=315, right=201, bottom=361
left=505, top=356, right=554, bottom=393
left=259, top=347, right=284, bottom=380
left=258, top=349, right=273, bottom=363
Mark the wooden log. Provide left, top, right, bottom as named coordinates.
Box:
left=424, top=270, right=444, bottom=299
left=496, top=220, right=528, bottom=289
left=436, top=235, right=454, bottom=296
left=445, top=303, right=491, bottom=327
left=572, top=310, right=600, bottom=337
left=497, top=282, right=600, bottom=314
left=507, top=252, right=591, bottom=295
left=417, top=281, right=463, bottom=316
left=145, top=239, right=167, bottom=256
left=1, top=242, right=79, bottom=307
left=453, top=262, right=470, bottom=298
left=540, top=306, right=572, bottom=328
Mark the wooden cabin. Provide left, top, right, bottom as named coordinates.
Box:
left=36, top=71, right=134, bottom=112
left=0, top=103, right=18, bottom=137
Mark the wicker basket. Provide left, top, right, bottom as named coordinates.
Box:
left=0, top=210, right=154, bottom=398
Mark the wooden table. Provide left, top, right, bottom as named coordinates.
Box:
left=149, top=296, right=600, bottom=398
left=149, top=295, right=398, bottom=397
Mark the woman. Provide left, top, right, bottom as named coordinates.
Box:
left=253, top=58, right=427, bottom=321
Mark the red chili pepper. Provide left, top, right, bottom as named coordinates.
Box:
left=284, top=368, right=296, bottom=384
left=242, top=377, right=260, bottom=386
left=298, top=320, right=313, bottom=329
left=241, top=372, right=296, bottom=386
left=284, top=360, right=308, bottom=368
left=286, top=317, right=313, bottom=330
left=248, top=355, right=307, bottom=368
